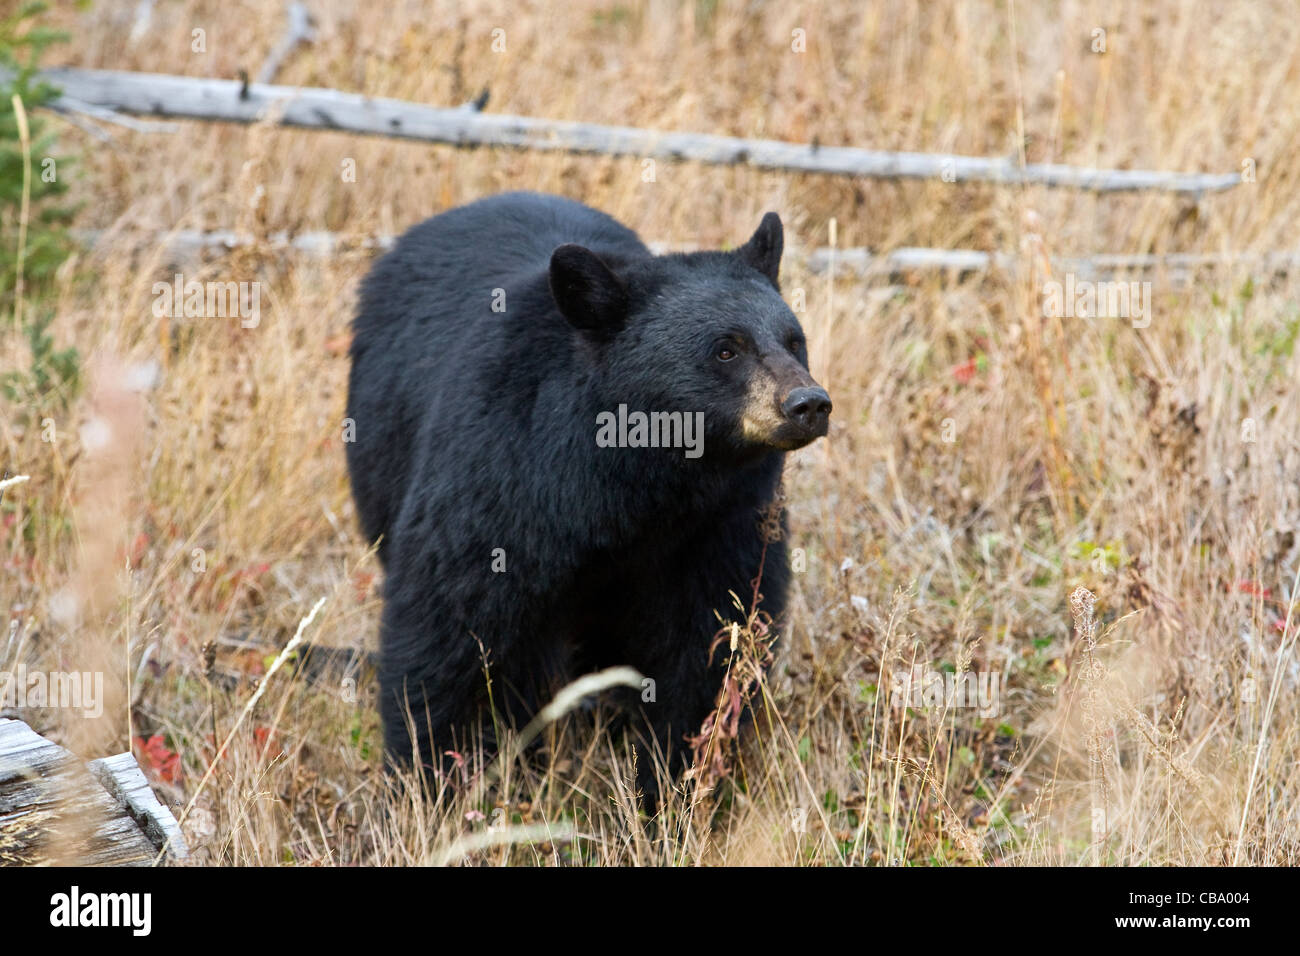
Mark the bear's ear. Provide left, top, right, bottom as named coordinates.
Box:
left=549, top=244, right=628, bottom=336
left=738, top=212, right=783, bottom=289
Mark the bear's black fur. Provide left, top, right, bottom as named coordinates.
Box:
left=346, top=191, right=830, bottom=799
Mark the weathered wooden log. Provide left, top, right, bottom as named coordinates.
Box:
left=0, top=718, right=187, bottom=866
left=78, top=227, right=1297, bottom=286
left=37, top=67, right=1242, bottom=194
left=805, top=247, right=1300, bottom=280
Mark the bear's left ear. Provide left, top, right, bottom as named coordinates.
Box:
left=738, top=212, right=783, bottom=290
left=549, top=244, right=628, bottom=337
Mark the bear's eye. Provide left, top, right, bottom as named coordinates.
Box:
left=716, top=345, right=737, bottom=362
left=787, top=335, right=803, bottom=353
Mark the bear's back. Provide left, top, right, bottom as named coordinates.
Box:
left=353, top=192, right=648, bottom=341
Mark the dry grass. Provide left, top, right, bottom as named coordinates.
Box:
left=3, top=0, right=1300, bottom=865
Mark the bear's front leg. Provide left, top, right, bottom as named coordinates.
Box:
left=377, top=577, right=488, bottom=779
left=622, top=527, right=789, bottom=809
left=630, top=637, right=728, bottom=807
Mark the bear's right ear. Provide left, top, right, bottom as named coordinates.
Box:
left=549, top=244, right=628, bottom=336
left=738, top=212, right=783, bottom=290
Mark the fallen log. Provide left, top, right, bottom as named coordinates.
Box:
left=77, top=228, right=1299, bottom=286
left=0, top=717, right=187, bottom=866
left=38, top=67, right=1243, bottom=195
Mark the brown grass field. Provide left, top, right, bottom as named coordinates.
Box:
left=3, top=0, right=1300, bottom=866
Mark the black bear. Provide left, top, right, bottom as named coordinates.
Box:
left=345, top=191, right=830, bottom=799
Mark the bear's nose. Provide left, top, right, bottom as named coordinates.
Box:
left=781, top=386, right=832, bottom=435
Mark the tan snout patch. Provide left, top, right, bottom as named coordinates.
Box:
left=740, top=366, right=788, bottom=442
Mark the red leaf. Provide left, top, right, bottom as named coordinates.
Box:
left=134, top=733, right=181, bottom=783
left=952, top=357, right=978, bottom=384
left=252, top=725, right=285, bottom=759
left=352, top=571, right=376, bottom=604
left=128, top=532, right=150, bottom=569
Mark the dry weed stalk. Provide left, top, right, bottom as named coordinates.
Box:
left=164, top=596, right=326, bottom=863
left=1120, top=704, right=1208, bottom=793
left=1069, top=586, right=1112, bottom=860
left=685, top=496, right=784, bottom=795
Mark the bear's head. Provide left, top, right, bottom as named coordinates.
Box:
left=549, top=213, right=831, bottom=460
